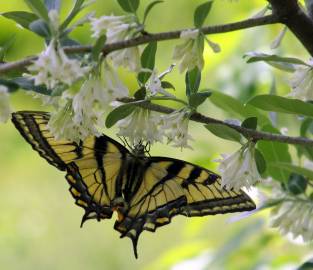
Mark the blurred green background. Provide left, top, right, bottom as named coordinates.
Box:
left=0, top=1, right=312, bottom=269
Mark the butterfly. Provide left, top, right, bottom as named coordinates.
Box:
left=12, top=111, right=256, bottom=258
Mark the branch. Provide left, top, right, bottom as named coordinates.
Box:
left=268, top=0, right=313, bottom=56
left=0, top=14, right=278, bottom=75
left=117, top=97, right=313, bottom=148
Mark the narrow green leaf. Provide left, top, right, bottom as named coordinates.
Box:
left=12, top=77, right=50, bottom=95
left=1, top=11, right=38, bottom=29
left=257, top=125, right=292, bottom=182
left=241, top=117, right=258, bottom=130
left=248, top=95, right=313, bottom=118
left=185, top=67, right=201, bottom=97
left=143, top=0, right=163, bottom=23
left=194, top=1, right=213, bottom=28
left=209, top=91, right=270, bottom=126
left=117, top=0, right=140, bottom=13
left=0, top=35, right=16, bottom=62
left=24, top=0, right=49, bottom=21
left=44, top=0, right=61, bottom=11
left=29, top=19, right=51, bottom=38
left=244, top=52, right=308, bottom=65
left=205, top=123, right=242, bottom=143
left=188, top=91, right=211, bottom=108
left=254, top=148, right=266, bottom=174
left=161, top=81, right=175, bottom=90
left=92, top=35, right=106, bottom=61
left=60, top=0, right=85, bottom=31
left=105, top=104, right=136, bottom=128
left=287, top=173, right=307, bottom=195
left=271, top=162, right=313, bottom=180
left=134, top=87, right=146, bottom=100
left=138, top=41, right=157, bottom=84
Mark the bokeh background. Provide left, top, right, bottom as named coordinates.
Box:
left=0, top=1, right=312, bottom=269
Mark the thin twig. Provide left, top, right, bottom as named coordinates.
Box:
left=0, top=14, right=279, bottom=74
left=117, top=97, right=313, bottom=148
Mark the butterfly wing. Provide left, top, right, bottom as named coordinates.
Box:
left=114, top=157, right=256, bottom=258
left=12, top=111, right=130, bottom=222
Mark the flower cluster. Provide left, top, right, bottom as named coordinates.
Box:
left=216, top=142, right=261, bottom=191
left=116, top=107, right=193, bottom=148
left=90, top=14, right=141, bottom=71
left=27, top=40, right=89, bottom=89
left=270, top=198, right=313, bottom=241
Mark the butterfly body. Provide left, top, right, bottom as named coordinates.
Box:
left=12, top=111, right=256, bottom=258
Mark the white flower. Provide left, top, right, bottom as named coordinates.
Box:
left=173, top=29, right=204, bottom=73
left=48, top=9, right=59, bottom=33
left=117, top=107, right=163, bottom=145
left=90, top=14, right=141, bottom=71
left=27, top=40, right=89, bottom=89
left=270, top=198, right=313, bottom=241
left=160, top=109, right=193, bottom=149
left=0, top=85, right=11, bottom=123
left=48, top=100, right=101, bottom=142
left=146, top=69, right=174, bottom=97
left=216, top=142, right=261, bottom=191
left=289, top=62, right=313, bottom=101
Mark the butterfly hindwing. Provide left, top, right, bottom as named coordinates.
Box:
left=114, top=157, right=256, bottom=257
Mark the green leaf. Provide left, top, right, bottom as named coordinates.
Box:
left=244, top=52, right=308, bottom=72
left=44, top=0, right=61, bottom=11
left=248, top=95, right=313, bottom=118
left=60, top=0, right=86, bottom=31
left=194, top=1, right=213, bottom=28
left=297, top=259, right=313, bottom=270
left=241, top=117, right=258, bottom=130
left=138, top=41, right=157, bottom=84
left=134, top=87, right=146, bottom=100
left=92, top=35, right=106, bottom=61
left=271, top=162, right=313, bottom=180
left=254, top=148, right=267, bottom=174
left=185, top=67, right=201, bottom=97
left=257, top=125, right=292, bottom=182
left=300, top=118, right=313, bottom=137
left=296, top=145, right=313, bottom=161
left=0, top=79, right=20, bottom=93
left=287, top=173, right=307, bottom=195
left=29, top=19, right=51, bottom=38
left=161, top=81, right=175, bottom=90
left=209, top=91, right=270, bottom=126
left=24, top=0, right=49, bottom=21
left=12, top=77, right=50, bottom=95
left=1, top=11, right=39, bottom=29
left=188, top=91, right=211, bottom=108
left=0, top=35, right=16, bottom=62
left=205, top=123, right=242, bottom=143
left=105, top=103, right=136, bottom=128
left=117, top=0, right=140, bottom=13
left=143, top=0, right=163, bottom=24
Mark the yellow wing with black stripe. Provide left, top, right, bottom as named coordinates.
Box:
left=11, top=111, right=129, bottom=222
left=114, top=157, right=256, bottom=258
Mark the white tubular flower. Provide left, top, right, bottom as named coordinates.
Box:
left=160, top=109, right=193, bottom=149
left=109, top=47, right=141, bottom=72
left=48, top=9, right=59, bottom=33
left=216, top=142, right=261, bottom=191
left=270, top=199, right=313, bottom=241
left=289, top=62, right=313, bottom=101
left=117, top=107, right=163, bottom=145
left=48, top=99, right=101, bottom=142
left=0, top=85, right=11, bottom=123
left=146, top=69, right=174, bottom=97
left=173, top=29, right=204, bottom=73
left=27, top=40, right=89, bottom=89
